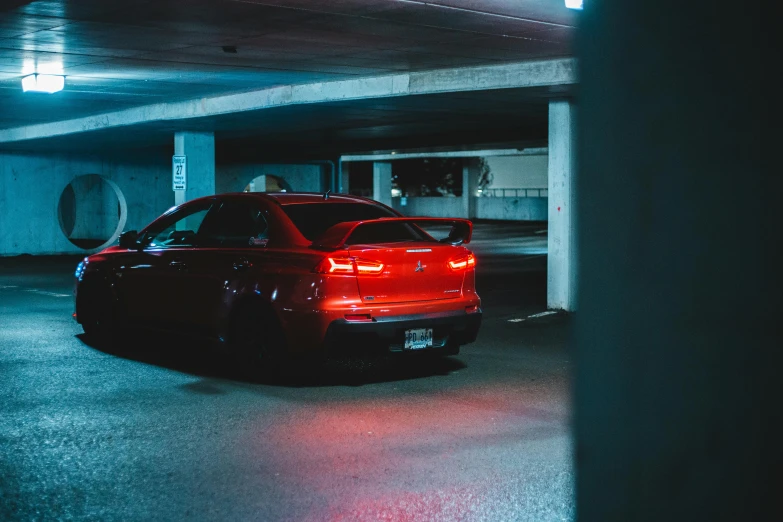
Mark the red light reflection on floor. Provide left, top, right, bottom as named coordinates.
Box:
left=259, top=381, right=570, bottom=520
left=315, top=484, right=487, bottom=522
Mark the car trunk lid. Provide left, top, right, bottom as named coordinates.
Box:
left=348, top=242, right=467, bottom=304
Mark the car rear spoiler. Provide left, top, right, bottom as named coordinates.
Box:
left=311, top=217, right=473, bottom=250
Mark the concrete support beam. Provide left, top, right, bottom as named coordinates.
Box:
left=341, top=148, right=543, bottom=162
left=372, top=162, right=392, bottom=207
left=462, top=158, right=480, bottom=219
left=0, top=59, right=576, bottom=145
left=174, top=132, right=215, bottom=205
left=547, top=99, right=577, bottom=311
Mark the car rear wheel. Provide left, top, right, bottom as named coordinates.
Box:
left=229, top=302, right=285, bottom=371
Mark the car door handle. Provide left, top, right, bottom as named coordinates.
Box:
left=233, top=258, right=252, bottom=271
left=169, top=260, right=188, bottom=271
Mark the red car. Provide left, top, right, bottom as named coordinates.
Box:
left=74, top=193, right=481, bottom=364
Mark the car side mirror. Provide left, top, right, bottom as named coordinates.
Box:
left=119, top=230, right=140, bottom=250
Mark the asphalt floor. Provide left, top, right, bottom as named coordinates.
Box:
left=0, top=223, right=573, bottom=522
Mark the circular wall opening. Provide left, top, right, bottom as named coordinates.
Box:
left=243, top=174, right=292, bottom=193
left=57, top=174, right=127, bottom=251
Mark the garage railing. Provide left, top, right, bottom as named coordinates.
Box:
left=478, top=188, right=548, bottom=197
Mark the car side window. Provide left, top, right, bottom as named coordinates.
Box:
left=197, top=201, right=269, bottom=248
left=144, top=204, right=213, bottom=249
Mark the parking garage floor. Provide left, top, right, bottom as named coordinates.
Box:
left=0, top=223, right=572, bottom=521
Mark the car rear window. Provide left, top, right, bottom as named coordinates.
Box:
left=281, top=202, right=428, bottom=243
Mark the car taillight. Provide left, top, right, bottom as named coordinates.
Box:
left=315, top=257, right=384, bottom=275
left=326, top=257, right=355, bottom=274
left=355, top=259, right=384, bottom=275
left=448, top=253, right=476, bottom=271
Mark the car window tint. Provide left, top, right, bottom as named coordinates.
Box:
left=145, top=205, right=212, bottom=248
left=198, top=201, right=268, bottom=248
left=344, top=221, right=427, bottom=245
left=281, top=203, right=426, bottom=242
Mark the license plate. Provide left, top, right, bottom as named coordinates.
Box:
left=404, top=328, right=433, bottom=350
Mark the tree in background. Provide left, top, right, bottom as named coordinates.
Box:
left=476, top=158, right=493, bottom=195
left=350, top=157, right=494, bottom=197
left=393, top=158, right=463, bottom=196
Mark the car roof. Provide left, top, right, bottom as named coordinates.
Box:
left=258, top=192, right=376, bottom=205
left=139, top=192, right=400, bottom=248
left=190, top=192, right=379, bottom=206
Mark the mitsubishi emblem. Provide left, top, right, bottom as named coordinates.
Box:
left=415, top=260, right=424, bottom=272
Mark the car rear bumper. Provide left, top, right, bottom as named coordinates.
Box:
left=323, top=308, right=482, bottom=356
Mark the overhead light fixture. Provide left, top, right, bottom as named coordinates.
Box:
left=21, top=74, right=65, bottom=93
left=565, top=0, right=583, bottom=9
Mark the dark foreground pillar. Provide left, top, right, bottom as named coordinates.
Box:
left=575, top=2, right=781, bottom=521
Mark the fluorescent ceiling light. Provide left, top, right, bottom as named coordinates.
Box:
left=565, top=0, right=583, bottom=9
left=21, top=74, right=65, bottom=93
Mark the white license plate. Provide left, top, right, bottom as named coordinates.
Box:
left=404, top=328, right=433, bottom=350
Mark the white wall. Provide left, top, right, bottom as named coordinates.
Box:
left=0, top=156, right=329, bottom=256
left=391, top=196, right=548, bottom=221
left=476, top=196, right=548, bottom=221
left=485, top=154, right=548, bottom=189
left=0, top=155, right=335, bottom=256
left=68, top=174, right=119, bottom=241
left=216, top=164, right=323, bottom=194
left=391, top=196, right=464, bottom=217
left=0, top=152, right=171, bottom=256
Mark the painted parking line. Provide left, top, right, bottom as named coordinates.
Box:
left=508, top=310, right=559, bottom=323
left=527, top=311, right=558, bottom=319
left=22, top=289, right=71, bottom=298
left=2, top=286, right=69, bottom=297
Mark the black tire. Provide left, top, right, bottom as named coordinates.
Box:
left=444, top=342, right=460, bottom=356
left=228, top=302, right=286, bottom=371
left=77, top=280, right=116, bottom=344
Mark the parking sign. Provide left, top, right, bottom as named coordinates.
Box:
left=172, top=155, right=186, bottom=191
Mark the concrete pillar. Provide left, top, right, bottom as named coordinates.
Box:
left=576, top=2, right=781, bottom=521
left=547, top=99, right=577, bottom=311
left=174, top=131, right=215, bottom=205
left=462, top=158, right=479, bottom=219
left=372, top=161, right=392, bottom=207
left=339, top=161, right=350, bottom=194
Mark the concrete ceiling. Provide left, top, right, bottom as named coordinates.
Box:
left=0, top=0, right=576, bottom=153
